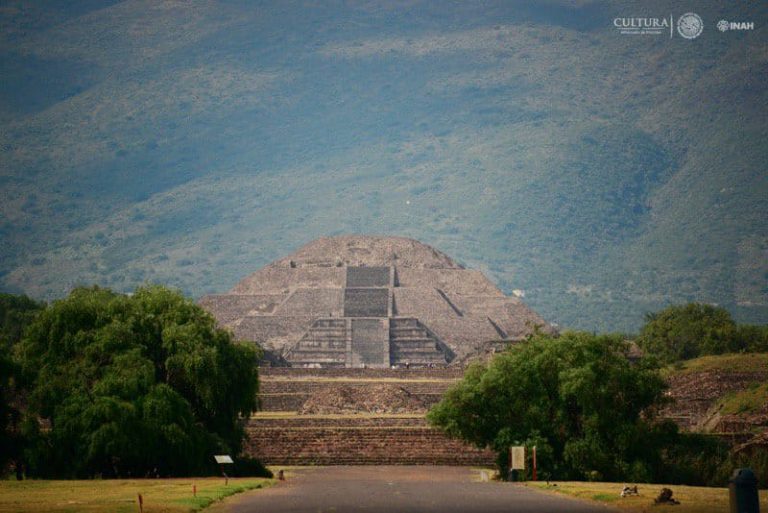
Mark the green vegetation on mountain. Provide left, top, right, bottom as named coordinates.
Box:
left=0, top=2, right=766, bottom=332
left=12, top=286, right=262, bottom=478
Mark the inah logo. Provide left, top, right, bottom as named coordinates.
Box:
left=717, top=20, right=755, bottom=32
left=677, top=13, right=703, bottom=39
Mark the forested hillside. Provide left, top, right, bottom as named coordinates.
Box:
left=1, top=1, right=766, bottom=332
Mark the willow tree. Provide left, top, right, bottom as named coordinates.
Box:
left=18, top=285, right=260, bottom=478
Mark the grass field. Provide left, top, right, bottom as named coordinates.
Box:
left=0, top=477, right=274, bottom=513
left=528, top=481, right=768, bottom=513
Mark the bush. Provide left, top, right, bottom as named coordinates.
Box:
left=231, top=457, right=273, bottom=478
left=735, top=325, right=768, bottom=353
left=655, top=433, right=731, bottom=486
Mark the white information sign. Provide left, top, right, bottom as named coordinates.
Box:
left=214, top=455, right=234, bottom=464
left=510, top=446, right=525, bottom=470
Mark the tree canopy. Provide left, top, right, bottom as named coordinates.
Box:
left=0, top=293, right=44, bottom=473
left=636, top=303, right=767, bottom=363
left=428, top=331, right=672, bottom=481
left=15, top=285, right=260, bottom=478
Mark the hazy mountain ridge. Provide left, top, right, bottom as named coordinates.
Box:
left=1, top=1, right=766, bottom=332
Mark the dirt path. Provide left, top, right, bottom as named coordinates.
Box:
left=219, top=466, right=612, bottom=513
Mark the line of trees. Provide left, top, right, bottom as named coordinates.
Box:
left=428, top=303, right=768, bottom=485
left=1, top=286, right=265, bottom=478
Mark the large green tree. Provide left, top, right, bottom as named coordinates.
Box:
left=428, top=332, right=672, bottom=481
left=17, top=285, right=260, bottom=478
left=636, top=303, right=740, bottom=363
left=0, top=294, right=44, bottom=475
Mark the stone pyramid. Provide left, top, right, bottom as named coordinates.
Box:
left=200, top=235, right=551, bottom=367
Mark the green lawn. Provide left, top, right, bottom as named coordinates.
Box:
left=528, top=481, right=768, bottom=513
left=0, top=477, right=274, bottom=513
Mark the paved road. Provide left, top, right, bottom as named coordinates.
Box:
left=221, top=466, right=612, bottom=513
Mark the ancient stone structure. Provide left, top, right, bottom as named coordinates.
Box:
left=247, top=367, right=496, bottom=465
left=201, top=236, right=552, bottom=465
left=200, top=235, right=551, bottom=367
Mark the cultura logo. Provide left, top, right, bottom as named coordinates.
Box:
left=613, top=13, right=706, bottom=39
left=613, top=16, right=670, bottom=36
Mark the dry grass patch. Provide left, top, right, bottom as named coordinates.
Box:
left=665, top=354, right=768, bottom=377
left=718, top=382, right=768, bottom=415
left=529, top=481, right=768, bottom=513
left=0, top=477, right=274, bottom=513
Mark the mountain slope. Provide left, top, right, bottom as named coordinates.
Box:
left=1, top=1, right=766, bottom=332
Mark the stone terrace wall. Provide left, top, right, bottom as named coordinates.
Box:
left=248, top=367, right=491, bottom=465
left=251, top=416, right=428, bottom=428
left=232, top=267, right=346, bottom=294
left=259, top=378, right=452, bottom=411
left=277, top=289, right=344, bottom=317
left=260, top=367, right=465, bottom=379
left=245, top=417, right=495, bottom=465
left=234, top=316, right=313, bottom=349
left=260, top=393, right=445, bottom=412
left=393, top=288, right=460, bottom=318
left=396, top=269, right=503, bottom=296
left=198, top=294, right=287, bottom=324
left=662, top=370, right=768, bottom=432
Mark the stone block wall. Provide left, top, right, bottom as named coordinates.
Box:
left=396, top=269, right=504, bottom=296
left=247, top=367, right=493, bottom=465
left=346, top=266, right=390, bottom=287
left=260, top=367, right=465, bottom=379
left=343, top=288, right=389, bottom=317
left=277, top=289, right=344, bottom=317
left=245, top=417, right=495, bottom=466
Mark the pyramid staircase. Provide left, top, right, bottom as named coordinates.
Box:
left=284, top=318, right=348, bottom=367
left=389, top=318, right=452, bottom=367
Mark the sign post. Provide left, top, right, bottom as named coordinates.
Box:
left=214, top=455, right=234, bottom=486
left=532, top=446, right=537, bottom=481
left=510, top=446, right=525, bottom=481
